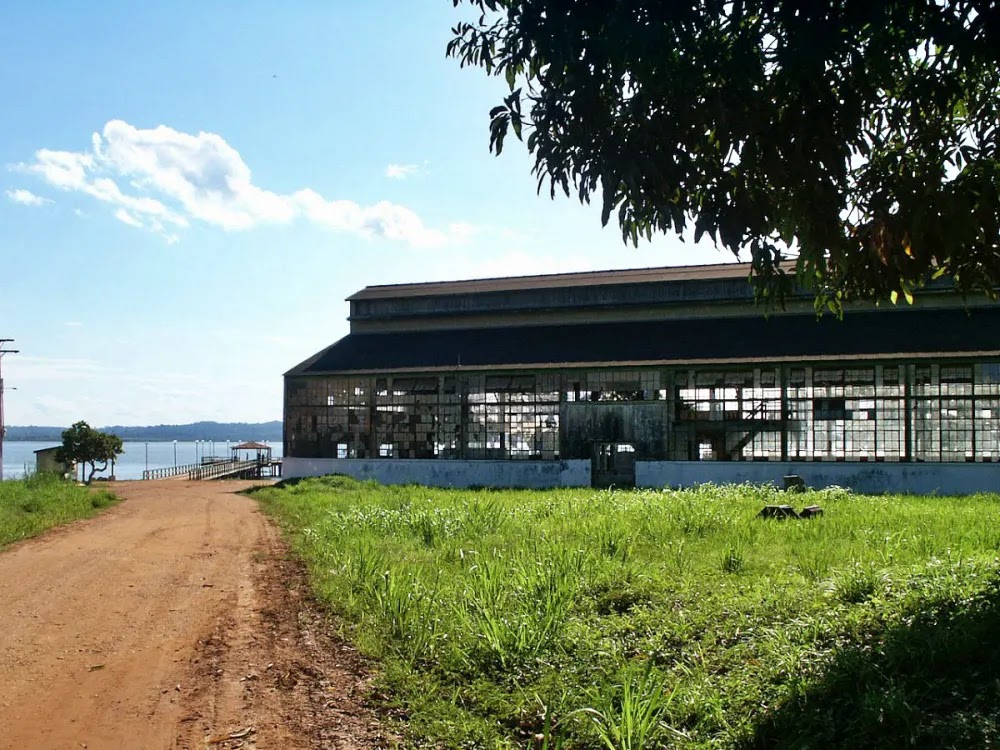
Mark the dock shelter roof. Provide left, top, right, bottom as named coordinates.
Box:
left=288, top=306, right=1000, bottom=376
left=231, top=441, right=271, bottom=451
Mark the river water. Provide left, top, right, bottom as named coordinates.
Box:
left=1, top=440, right=283, bottom=481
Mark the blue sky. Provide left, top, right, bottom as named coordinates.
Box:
left=0, top=2, right=727, bottom=427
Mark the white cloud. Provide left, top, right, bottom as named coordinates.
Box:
left=32, top=394, right=88, bottom=418
left=16, top=120, right=466, bottom=248
left=114, top=208, right=143, bottom=228
left=21, top=145, right=186, bottom=231
left=9, top=355, right=212, bottom=411
left=10, top=355, right=108, bottom=383
left=448, top=222, right=478, bottom=241
left=65, top=321, right=84, bottom=328
left=385, top=163, right=421, bottom=180
left=5, top=188, right=50, bottom=206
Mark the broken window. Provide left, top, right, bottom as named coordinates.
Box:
left=568, top=370, right=661, bottom=402
left=466, top=373, right=560, bottom=459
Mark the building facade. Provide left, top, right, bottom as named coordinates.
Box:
left=283, top=264, right=1000, bottom=493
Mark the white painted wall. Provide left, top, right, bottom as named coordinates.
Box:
left=636, top=460, right=1000, bottom=495
left=283, top=457, right=591, bottom=489
left=283, top=457, right=999, bottom=494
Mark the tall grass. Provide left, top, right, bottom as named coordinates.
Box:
left=0, top=473, right=118, bottom=549
left=254, top=476, right=1000, bottom=748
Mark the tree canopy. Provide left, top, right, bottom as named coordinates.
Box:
left=55, top=421, right=124, bottom=484
left=448, top=1, right=1000, bottom=310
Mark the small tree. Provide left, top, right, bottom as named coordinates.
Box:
left=55, top=420, right=124, bottom=484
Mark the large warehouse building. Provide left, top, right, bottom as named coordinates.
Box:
left=283, top=263, right=1000, bottom=493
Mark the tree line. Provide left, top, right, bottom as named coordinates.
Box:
left=7, top=420, right=282, bottom=443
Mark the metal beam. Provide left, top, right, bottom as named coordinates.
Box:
left=0, top=340, right=20, bottom=482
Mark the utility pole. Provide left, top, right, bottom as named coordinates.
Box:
left=0, top=340, right=19, bottom=482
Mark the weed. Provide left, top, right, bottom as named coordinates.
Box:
left=794, top=546, right=832, bottom=581
left=252, top=477, right=1000, bottom=749
left=91, top=491, right=115, bottom=508
left=595, top=524, right=634, bottom=563
left=346, top=540, right=387, bottom=595
left=666, top=539, right=689, bottom=575
left=456, top=548, right=580, bottom=672
left=834, top=562, right=886, bottom=604
left=582, top=662, right=681, bottom=750
left=0, top=474, right=119, bottom=548
left=720, top=543, right=746, bottom=574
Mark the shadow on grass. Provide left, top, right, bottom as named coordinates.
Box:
left=745, top=581, right=1000, bottom=749
left=242, top=474, right=350, bottom=494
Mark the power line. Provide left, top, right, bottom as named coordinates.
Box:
left=0, top=340, right=19, bottom=482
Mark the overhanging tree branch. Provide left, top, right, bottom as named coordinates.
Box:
left=449, top=0, right=1000, bottom=312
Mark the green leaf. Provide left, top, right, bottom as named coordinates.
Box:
left=448, top=0, right=1000, bottom=307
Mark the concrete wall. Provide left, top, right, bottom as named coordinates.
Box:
left=283, top=457, right=591, bottom=489
left=285, top=456, right=999, bottom=494
left=635, top=460, right=1000, bottom=495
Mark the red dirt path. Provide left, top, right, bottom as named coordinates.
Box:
left=0, top=479, right=387, bottom=750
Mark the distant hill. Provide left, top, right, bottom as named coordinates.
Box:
left=6, top=421, right=282, bottom=443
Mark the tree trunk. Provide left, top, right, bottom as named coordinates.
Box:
left=86, top=460, right=109, bottom=484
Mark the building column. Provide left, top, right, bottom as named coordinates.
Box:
left=663, top=369, right=675, bottom=460
left=558, top=372, right=569, bottom=459
left=780, top=365, right=789, bottom=461
left=459, top=373, right=468, bottom=460
left=367, top=376, right=378, bottom=459
left=970, top=365, right=977, bottom=460
left=903, top=365, right=913, bottom=461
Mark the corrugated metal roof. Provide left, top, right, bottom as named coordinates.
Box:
left=287, top=306, right=1000, bottom=376
left=347, top=261, right=754, bottom=301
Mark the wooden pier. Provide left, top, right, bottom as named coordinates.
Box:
left=142, top=462, right=203, bottom=481
left=186, top=457, right=282, bottom=481
left=142, top=441, right=282, bottom=481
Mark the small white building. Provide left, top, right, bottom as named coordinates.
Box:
left=34, top=446, right=75, bottom=479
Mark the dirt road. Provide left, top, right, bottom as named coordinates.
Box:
left=0, top=480, right=385, bottom=750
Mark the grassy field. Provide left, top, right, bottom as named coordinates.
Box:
left=254, top=476, right=1000, bottom=749
left=0, top=473, right=118, bottom=549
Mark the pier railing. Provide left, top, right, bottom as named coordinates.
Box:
left=142, top=462, right=202, bottom=480
left=187, top=459, right=258, bottom=481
